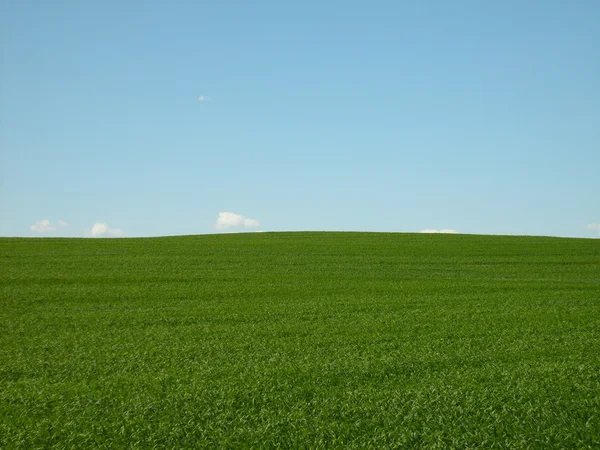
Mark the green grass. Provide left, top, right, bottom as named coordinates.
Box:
left=1, top=232, right=599, bottom=448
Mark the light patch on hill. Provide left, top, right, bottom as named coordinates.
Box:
left=420, top=229, right=459, bottom=234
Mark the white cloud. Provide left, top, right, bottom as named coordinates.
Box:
left=198, top=95, right=211, bottom=102
left=89, top=222, right=125, bottom=237
left=420, top=228, right=458, bottom=234
left=58, top=220, right=68, bottom=227
left=30, top=219, right=56, bottom=233
left=586, top=224, right=600, bottom=235
left=215, top=212, right=260, bottom=230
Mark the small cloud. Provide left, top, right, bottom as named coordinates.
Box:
left=198, top=95, right=212, bottom=102
left=30, top=219, right=56, bottom=233
left=58, top=220, right=68, bottom=227
left=215, top=212, right=260, bottom=230
left=89, top=222, right=124, bottom=238
left=420, top=228, right=458, bottom=234
left=586, top=224, right=600, bottom=235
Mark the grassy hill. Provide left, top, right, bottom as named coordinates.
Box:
left=1, top=232, right=599, bottom=448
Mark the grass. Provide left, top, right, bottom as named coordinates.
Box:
left=1, top=232, right=599, bottom=448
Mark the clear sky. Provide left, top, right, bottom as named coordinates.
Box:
left=1, top=1, right=599, bottom=238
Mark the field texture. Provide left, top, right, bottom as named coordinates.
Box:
left=1, top=232, right=599, bottom=448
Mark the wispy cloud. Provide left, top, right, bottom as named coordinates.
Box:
left=586, top=224, right=600, bottom=235
left=88, top=222, right=125, bottom=237
left=58, top=220, right=68, bottom=227
left=215, top=212, right=260, bottom=230
left=420, top=228, right=459, bottom=234
left=198, top=95, right=212, bottom=102
left=30, top=219, right=56, bottom=233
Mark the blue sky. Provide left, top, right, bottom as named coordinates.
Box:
left=1, top=0, right=599, bottom=238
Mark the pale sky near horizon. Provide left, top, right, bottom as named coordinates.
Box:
left=1, top=1, right=599, bottom=238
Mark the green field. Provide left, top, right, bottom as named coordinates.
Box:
left=1, top=232, right=599, bottom=448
